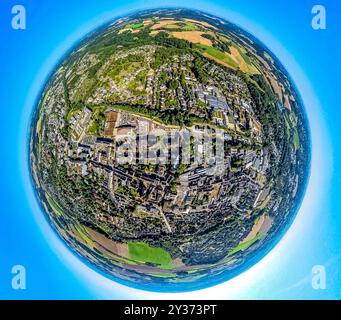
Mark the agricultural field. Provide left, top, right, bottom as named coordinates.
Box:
left=128, top=242, right=172, bottom=269
left=195, top=44, right=239, bottom=69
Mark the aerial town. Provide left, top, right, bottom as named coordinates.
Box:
left=30, top=9, right=309, bottom=288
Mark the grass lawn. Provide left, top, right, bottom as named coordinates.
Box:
left=128, top=242, right=172, bottom=268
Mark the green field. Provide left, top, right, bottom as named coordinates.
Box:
left=218, top=34, right=230, bottom=43
left=235, top=45, right=252, bottom=65
left=196, top=44, right=239, bottom=69
left=127, top=22, right=144, bottom=30
left=235, top=46, right=260, bottom=74
left=182, top=23, right=196, bottom=31
left=73, top=224, right=94, bottom=247
left=128, top=242, right=172, bottom=268
left=46, top=194, right=63, bottom=216
left=228, top=233, right=264, bottom=256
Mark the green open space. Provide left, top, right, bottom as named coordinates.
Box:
left=228, top=233, right=264, bottom=256
left=73, top=224, right=95, bottom=247
left=128, top=242, right=172, bottom=268
left=46, top=193, right=64, bottom=216
left=195, top=44, right=239, bottom=69
left=127, top=22, right=144, bottom=30
left=182, top=23, right=196, bottom=31
left=88, top=107, right=106, bottom=135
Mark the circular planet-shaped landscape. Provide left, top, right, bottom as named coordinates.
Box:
left=30, top=8, right=310, bottom=291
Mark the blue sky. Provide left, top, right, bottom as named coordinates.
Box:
left=0, top=0, right=340, bottom=299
